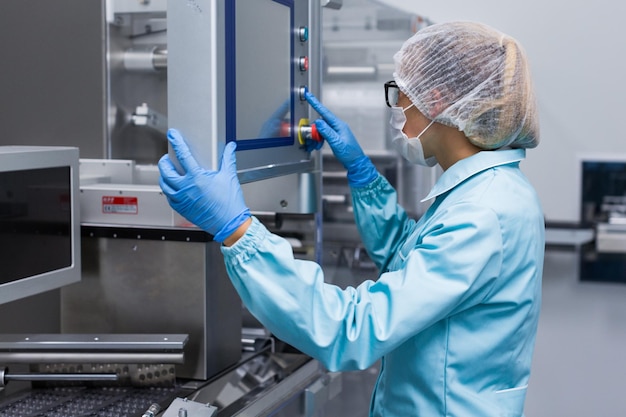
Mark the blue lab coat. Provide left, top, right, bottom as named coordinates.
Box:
left=222, top=148, right=544, bottom=417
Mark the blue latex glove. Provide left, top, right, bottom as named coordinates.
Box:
left=158, top=129, right=251, bottom=242
left=303, top=130, right=324, bottom=153
left=259, top=98, right=322, bottom=153
left=305, top=91, right=377, bottom=187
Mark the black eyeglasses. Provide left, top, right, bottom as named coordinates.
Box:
left=384, top=80, right=399, bottom=108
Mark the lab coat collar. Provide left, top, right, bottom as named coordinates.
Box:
left=421, top=148, right=526, bottom=202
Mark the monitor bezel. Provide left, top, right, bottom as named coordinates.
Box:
left=0, top=146, right=81, bottom=305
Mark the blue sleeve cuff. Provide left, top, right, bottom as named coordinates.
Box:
left=221, top=216, right=269, bottom=263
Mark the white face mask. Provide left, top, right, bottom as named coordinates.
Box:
left=389, top=104, right=437, bottom=167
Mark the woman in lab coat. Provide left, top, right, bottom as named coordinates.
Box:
left=158, top=21, right=544, bottom=417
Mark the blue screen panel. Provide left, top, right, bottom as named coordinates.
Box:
left=226, top=0, right=294, bottom=151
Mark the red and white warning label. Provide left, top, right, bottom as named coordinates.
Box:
left=102, top=196, right=138, bottom=215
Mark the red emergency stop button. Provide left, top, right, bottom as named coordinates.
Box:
left=310, top=123, right=321, bottom=142
left=297, top=118, right=322, bottom=146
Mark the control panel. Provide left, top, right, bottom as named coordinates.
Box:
left=167, top=0, right=320, bottom=179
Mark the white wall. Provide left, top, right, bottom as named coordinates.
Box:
left=526, top=249, right=626, bottom=416
left=378, top=0, right=626, bottom=222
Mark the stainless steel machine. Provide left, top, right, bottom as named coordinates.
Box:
left=0, top=0, right=343, bottom=415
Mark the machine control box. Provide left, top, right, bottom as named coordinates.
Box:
left=168, top=0, right=316, bottom=182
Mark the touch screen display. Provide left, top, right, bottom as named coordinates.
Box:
left=234, top=0, right=292, bottom=142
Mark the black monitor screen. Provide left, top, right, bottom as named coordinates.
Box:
left=0, top=167, right=72, bottom=283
